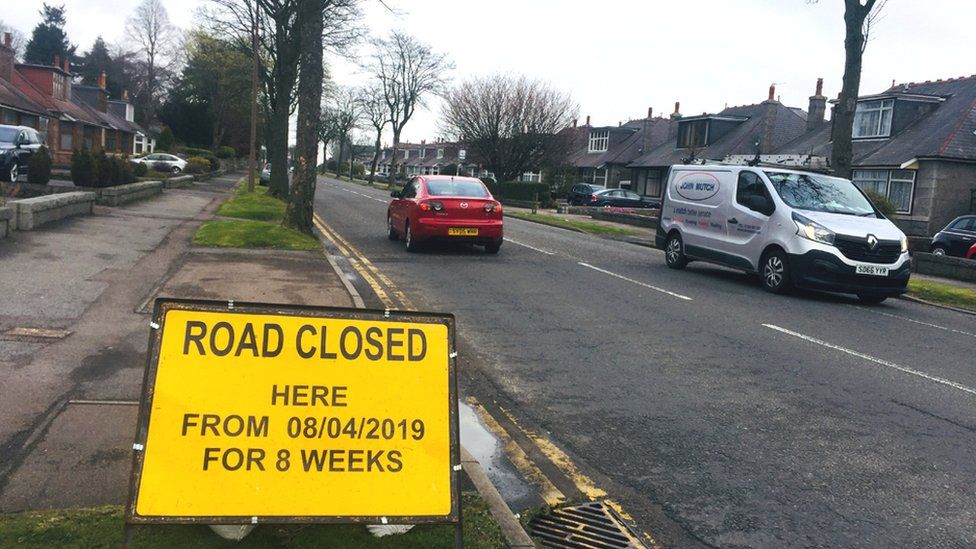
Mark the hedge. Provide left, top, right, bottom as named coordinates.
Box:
left=484, top=181, right=551, bottom=203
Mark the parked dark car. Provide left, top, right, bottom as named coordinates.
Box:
left=567, top=183, right=605, bottom=205
left=929, top=215, right=976, bottom=257
left=590, top=188, right=660, bottom=209
left=0, top=125, right=43, bottom=182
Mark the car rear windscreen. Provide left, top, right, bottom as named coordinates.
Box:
left=425, top=180, right=489, bottom=198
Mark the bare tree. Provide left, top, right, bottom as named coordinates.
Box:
left=441, top=74, right=577, bottom=182
left=357, top=83, right=387, bottom=185
left=325, top=86, right=361, bottom=180
left=0, top=20, right=28, bottom=59
left=810, top=0, right=887, bottom=179
left=368, top=31, right=452, bottom=182
left=126, top=0, right=180, bottom=126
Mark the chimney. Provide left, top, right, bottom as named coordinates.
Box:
left=123, top=89, right=129, bottom=101
left=63, top=59, right=70, bottom=73
left=807, top=77, right=827, bottom=131
left=572, top=118, right=577, bottom=128
left=585, top=115, right=590, bottom=126
left=0, top=33, right=12, bottom=82
left=670, top=101, right=681, bottom=120
left=3, top=32, right=10, bottom=47
left=647, top=107, right=653, bottom=119
left=54, top=54, right=61, bottom=69
left=98, top=71, right=107, bottom=89
left=767, top=83, right=776, bottom=102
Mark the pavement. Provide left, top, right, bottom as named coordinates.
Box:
left=315, top=175, right=976, bottom=548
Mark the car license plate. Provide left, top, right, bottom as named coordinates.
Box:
left=856, top=264, right=889, bottom=276
left=448, top=228, right=478, bottom=236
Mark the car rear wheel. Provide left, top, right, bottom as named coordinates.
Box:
left=171, top=166, right=182, bottom=174
left=761, top=249, right=792, bottom=294
left=858, top=294, right=887, bottom=305
left=404, top=222, right=419, bottom=252
left=485, top=240, right=502, bottom=254
left=931, top=246, right=947, bottom=256
left=387, top=215, right=398, bottom=240
left=664, top=233, right=688, bottom=270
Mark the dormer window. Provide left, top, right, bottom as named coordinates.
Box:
left=437, top=148, right=444, bottom=159
left=404, top=149, right=410, bottom=159
left=420, top=148, right=426, bottom=159
left=52, top=73, right=66, bottom=100
left=853, top=99, right=893, bottom=138
left=588, top=130, right=609, bottom=153
left=677, top=120, right=708, bottom=148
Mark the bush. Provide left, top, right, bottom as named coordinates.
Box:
left=862, top=189, right=896, bottom=217
left=27, top=145, right=52, bottom=185
left=203, top=154, right=220, bottom=171
left=156, top=126, right=176, bottom=151
left=70, top=149, right=96, bottom=187
left=215, top=146, right=236, bottom=159
left=484, top=181, right=551, bottom=203
left=133, top=161, right=148, bottom=177
left=184, top=156, right=211, bottom=174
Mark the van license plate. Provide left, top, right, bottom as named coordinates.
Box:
left=856, top=265, right=889, bottom=276
left=448, top=228, right=478, bottom=236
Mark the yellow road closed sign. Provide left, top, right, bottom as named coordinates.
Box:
left=126, top=299, right=459, bottom=524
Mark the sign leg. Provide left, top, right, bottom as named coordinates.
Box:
left=123, top=523, right=135, bottom=549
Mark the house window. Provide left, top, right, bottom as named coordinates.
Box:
left=852, top=99, right=894, bottom=138
left=588, top=130, right=609, bottom=153
left=60, top=123, right=73, bottom=150
left=437, top=148, right=444, bottom=159
left=677, top=120, right=708, bottom=148
left=53, top=75, right=64, bottom=100
left=432, top=165, right=440, bottom=175
left=106, top=131, right=116, bottom=151
left=637, top=169, right=663, bottom=197
left=404, top=149, right=410, bottom=159
left=852, top=169, right=915, bottom=214
left=520, top=171, right=542, bottom=183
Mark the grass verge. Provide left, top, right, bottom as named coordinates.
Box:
left=0, top=495, right=505, bottom=548
left=907, top=279, right=976, bottom=311
left=193, top=220, right=319, bottom=250
left=217, top=183, right=285, bottom=222
left=506, top=211, right=639, bottom=237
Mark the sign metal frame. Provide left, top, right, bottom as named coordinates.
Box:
left=124, top=298, right=461, bottom=527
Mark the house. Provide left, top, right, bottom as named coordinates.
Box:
left=109, top=91, right=155, bottom=155
left=377, top=141, right=491, bottom=180
left=627, top=85, right=812, bottom=200
left=0, top=33, right=51, bottom=142
left=774, top=75, right=976, bottom=237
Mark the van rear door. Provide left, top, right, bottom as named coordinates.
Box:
left=668, top=168, right=733, bottom=256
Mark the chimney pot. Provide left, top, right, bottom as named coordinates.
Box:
left=572, top=118, right=577, bottom=128
left=64, top=59, right=70, bottom=73
left=99, top=71, right=107, bottom=89
left=647, top=107, right=653, bottom=118
left=673, top=101, right=680, bottom=114
left=54, top=54, right=61, bottom=68
left=807, top=77, right=827, bottom=131
left=123, top=89, right=129, bottom=100
left=768, top=84, right=776, bottom=102
left=585, top=115, right=590, bottom=126
left=815, top=77, right=824, bottom=96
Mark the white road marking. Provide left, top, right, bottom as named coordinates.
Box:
left=578, top=262, right=693, bottom=301
left=338, top=186, right=387, bottom=203
left=504, top=238, right=556, bottom=255
left=763, top=324, right=976, bottom=397
left=853, top=306, right=976, bottom=339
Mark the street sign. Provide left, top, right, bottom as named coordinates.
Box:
left=126, top=299, right=459, bottom=525
left=458, top=149, right=466, bottom=161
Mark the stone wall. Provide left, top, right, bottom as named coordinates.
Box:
left=10, top=191, right=96, bottom=230
left=913, top=252, right=976, bottom=283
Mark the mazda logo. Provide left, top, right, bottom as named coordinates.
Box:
left=459, top=202, right=468, bottom=209
left=866, top=234, right=878, bottom=250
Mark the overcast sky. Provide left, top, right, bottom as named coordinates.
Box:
left=8, top=0, right=976, bottom=145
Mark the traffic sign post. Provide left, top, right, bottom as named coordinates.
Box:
left=125, top=299, right=462, bottom=544
left=458, top=149, right=466, bottom=176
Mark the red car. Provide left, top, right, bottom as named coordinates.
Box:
left=968, top=242, right=976, bottom=260
left=387, top=176, right=503, bottom=253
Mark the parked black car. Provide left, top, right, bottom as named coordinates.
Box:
left=929, top=215, right=976, bottom=257
left=0, top=125, right=43, bottom=182
left=567, top=183, right=606, bottom=205
left=590, top=188, right=660, bottom=209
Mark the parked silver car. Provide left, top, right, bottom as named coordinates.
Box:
left=132, top=153, right=187, bottom=174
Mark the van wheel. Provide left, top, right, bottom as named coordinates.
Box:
left=664, top=233, right=688, bottom=270
left=858, top=294, right=887, bottom=305
left=761, top=249, right=792, bottom=294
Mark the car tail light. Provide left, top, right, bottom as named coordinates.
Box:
left=590, top=194, right=597, bottom=202
left=419, top=201, right=444, bottom=212
left=483, top=201, right=501, bottom=213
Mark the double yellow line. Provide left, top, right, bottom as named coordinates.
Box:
left=313, top=210, right=657, bottom=548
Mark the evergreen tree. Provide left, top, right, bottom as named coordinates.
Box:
left=23, top=4, right=76, bottom=67
left=77, top=37, right=114, bottom=91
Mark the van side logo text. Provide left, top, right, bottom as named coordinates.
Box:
left=674, top=172, right=721, bottom=201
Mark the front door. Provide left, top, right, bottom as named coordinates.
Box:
left=725, top=170, right=774, bottom=271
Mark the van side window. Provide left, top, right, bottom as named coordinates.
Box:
left=736, top=171, right=774, bottom=215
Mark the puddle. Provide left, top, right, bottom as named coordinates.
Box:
left=458, top=401, right=540, bottom=511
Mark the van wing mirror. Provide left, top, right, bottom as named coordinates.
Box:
left=745, top=195, right=774, bottom=215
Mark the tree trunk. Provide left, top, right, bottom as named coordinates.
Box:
left=282, top=0, right=323, bottom=234
left=389, top=127, right=401, bottom=184
left=831, top=0, right=874, bottom=180
left=268, top=75, right=292, bottom=198
left=368, top=131, right=381, bottom=186
left=335, top=140, right=344, bottom=178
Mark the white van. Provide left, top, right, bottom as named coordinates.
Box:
left=656, top=165, right=911, bottom=303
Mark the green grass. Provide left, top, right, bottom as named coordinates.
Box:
left=0, top=495, right=505, bottom=548
left=193, top=220, right=320, bottom=250
left=217, top=184, right=286, bottom=222
left=907, top=279, right=976, bottom=311
left=506, top=211, right=639, bottom=237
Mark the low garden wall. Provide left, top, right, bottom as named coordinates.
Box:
left=590, top=209, right=659, bottom=229
left=913, top=252, right=976, bottom=283
left=165, top=175, right=195, bottom=188
left=10, top=191, right=96, bottom=230
left=96, top=181, right=165, bottom=206
left=0, top=206, right=13, bottom=239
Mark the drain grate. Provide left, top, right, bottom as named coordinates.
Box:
left=529, top=500, right=646, bottom=548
